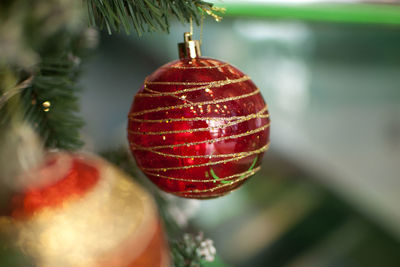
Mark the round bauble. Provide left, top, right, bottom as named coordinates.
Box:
left=127, top=33, right=270, bottom=199
left=0, top=152, right=170, bottom=267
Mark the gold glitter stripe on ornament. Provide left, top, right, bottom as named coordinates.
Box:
left=130, top=88, right=261, bottom=117
left=128, top=105, right=269, bottom=123
left=145, top=166, right=260, bottom=182
left=137, top=76, right=251, bottom=97
left=175, top=185, right=241, bottom=198
left=128, top=113, right=269, bottom=123
left=129, top=122, right=270, bottom=150
left=177, top=172, right=251, bottom=194
left=128, top=108, right=268, bottom=135
left=162, top=63, right=229, bottom=70
left=176, top=192, right=227, bottom=198
left=167, top=91, right=195, bottom=105
left=132, top=143, right=269, bottom=159
left=145, top=75, right=249, bottom=86
left=140, top=142, right=270, bottom=171
left=175, top=182, right=244, bottom=198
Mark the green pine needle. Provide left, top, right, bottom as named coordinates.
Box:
left=20, top=56, right=84, bottom=150
left=85, top=0, right=214, bottom=35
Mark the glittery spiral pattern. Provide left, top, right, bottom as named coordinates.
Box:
left=128, top=58, right=270, bottom=198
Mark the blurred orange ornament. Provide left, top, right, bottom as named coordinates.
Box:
left=0, top=152, right=170, bottom=267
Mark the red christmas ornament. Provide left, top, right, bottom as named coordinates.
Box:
left=10, top=153, right=100, bottom=219
left=0, top=152, right=170, bottom=267
left=128, top=33, right=270, bottom=199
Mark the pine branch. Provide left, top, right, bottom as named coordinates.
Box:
left=0, top=30, right=96, bottom=151
left=20, top=55, right=84, bottom=150
left=85, top=0, right=215, bottom=35
left=0, top=55, right=84, bottom=151
left=0, top=1, right=97, bottom=151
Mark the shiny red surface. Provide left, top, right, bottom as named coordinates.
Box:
left=128, top=58, right=270, bottom=198
left=11, top=155, right=100, bottom=218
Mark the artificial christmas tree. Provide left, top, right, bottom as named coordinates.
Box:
left=0, top=1, right=222, bottom=266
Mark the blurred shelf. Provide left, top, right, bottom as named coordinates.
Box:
left=219, top=2, right=400, bottom=25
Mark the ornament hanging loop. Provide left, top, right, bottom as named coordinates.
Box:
left=189, top=17, right=194, bottom=36
left=178, top=32, right=201, bottom=60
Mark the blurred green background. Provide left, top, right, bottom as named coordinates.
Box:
left=80, top=1, right=400, bottom=266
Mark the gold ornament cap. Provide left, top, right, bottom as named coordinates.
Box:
left=178, top=32, right=201, bottom=59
